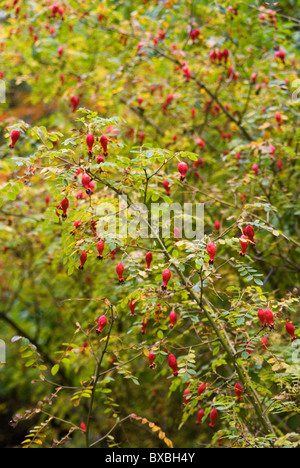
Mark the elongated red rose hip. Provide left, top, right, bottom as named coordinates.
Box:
left=90, top=219, right=97, bottom=236
left=182, top=62, right=191, bottom=81
left=74, top=168, right=82, bottom=179
left=116, top=262, right=125, bottom=283
left=86, top=133, right=95, bottom=154
left=70, top=95, right=80, bottom=112
left=82, top=172, right=90, bottom=190
left=252, top=163, right=259, bottom=175
left=183, top=386, right=191, bottom=406
left=214, top=220, right=221, bottom=233
left=74, top=220, right=82, bottom=229
left=80, top=422, right=87, bottom=432
left=97, top=240, right=105, bottom=260
left=9, top=130, right=20, bottom=148
left=275, top=49, right=286, bottom=64
left=154, top=303, right=161, bottom=322
left=97, top=154, right=105, bottom=165
left=246, top=341, right=254, bottom=356
left=58, top=45, right=64, bottom=58
left=286, top=322, right=296, bottom=341
left=168, top=354, right=178, bottom=375
left=207, top=242, right=216, bottom=265
left=141, top=318, right=148, bottom=334
left=251, top=72, right=257, bottom=84
left=96, top=315, right=107, bottom=334
left=148, top=351, right=156, bottom=369
left=277, top=159, right=283, bottom=171
left=110, top=248, right=117, bottom=259
left=145, top=251, right=153, bottom=270
left=60, top=197, right=69, bottom=218
left=209, top=408, right=218, bottom=428
left=262, top=336, right=268, bottom=351
left=79, top=250, right=87, bottom=270
left=243, top=225, right=256, bottom=243
left=275, top=111, right=282, bottom=125
left=178, top=162, right=188, bottom=181
left=162, top=268, right=171, bottom=290
left=139, top=131, right=146, bottom=144
left=197, top=382, right=206, bottom=397
left=162, top=93, right=174, bottom=112
left=71, top=219, right=82, bottom=235
left=100, top=135, right=109, bottom=156
left=163, top=180, right=171, bottom=196
left=51, top=4, right=59, bottom=16
left=169, top=311, right=177, bottom=327
left=196, top=409, right=205, bottom=424
left=234, top=383, right=243, bottom=402
left=258, top=309, right=266, bottom=327
left=239, top=235, right=249, bottom=256
left=88, top=180, right=95, bottom=195
left=129, top=300, right=137, bottom=317
left=190, top=28, right=200, bottom=42
left=265, top=309, right=274, bottom=329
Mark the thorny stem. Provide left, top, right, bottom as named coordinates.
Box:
left=85, top=304, right=115, bottom=448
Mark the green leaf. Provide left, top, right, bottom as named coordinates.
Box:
left=51, top=364, right=60, bottom=376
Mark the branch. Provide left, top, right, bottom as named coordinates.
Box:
left=0, top=312, right=72, bottom=386
left=85, top=304, right=115, bottom=448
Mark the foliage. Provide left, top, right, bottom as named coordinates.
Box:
left=0, top=0, right=299, bottom=449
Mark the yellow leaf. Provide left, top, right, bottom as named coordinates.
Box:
left=151, top=425, right=160, bottom=432
left=21, top=439, right=32, bottom=444
left=259, top=122, right=271, bottom=130
left=33, top=439, right=43, bottom=445
left=164, top=437, right=174, bottom=449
